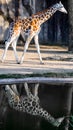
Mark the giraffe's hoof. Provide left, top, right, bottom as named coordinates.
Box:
left=16, top=60, right=22, bottom=64
left=17, top=61, right=23, bottom=64
left=0, top=60, right=4, bottom=63
left=17, top=62, right=20, bottom=64
left=40, top=62, right=44, bottom=65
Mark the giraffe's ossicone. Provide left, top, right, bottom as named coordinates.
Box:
left=1, top=1, right=67, bottom=64
left=3, top=84, right=64, bottom=127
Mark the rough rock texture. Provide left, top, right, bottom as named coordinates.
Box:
left=0, top=0, right=69, bottom=45
left=68, top=0, right=73, bottom=50
left=0, top=0, right=31, bottom=42
left=0, top=15, right=9, bottom=41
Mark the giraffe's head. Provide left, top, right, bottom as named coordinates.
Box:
left=53, top=1, right=67, bottom=14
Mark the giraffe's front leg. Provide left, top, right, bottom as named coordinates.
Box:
left=20, top=33, right=35, bottom=64
left=24, top=82, right=34, bottom=99
left=34, top=35, right=44, bottom=64
left=12, top=39, right=19, bottom=64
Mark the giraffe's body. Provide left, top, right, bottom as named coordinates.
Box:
left=1, top=1, right=67, bottom=63
left=4, top=83, right=64, bottom=127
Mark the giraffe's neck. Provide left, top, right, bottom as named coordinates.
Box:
left=35, top=6, right=57, bottom=25
left=38, top=107, right=55, bottom=124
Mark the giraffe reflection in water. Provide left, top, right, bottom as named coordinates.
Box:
left=3, top=83, right=64, bottom=127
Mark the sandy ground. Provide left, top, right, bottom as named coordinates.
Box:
left=0, top=44, right=73, bottom=75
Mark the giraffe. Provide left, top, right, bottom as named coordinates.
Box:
left=3, top=83, right=65, bottom=127
left=1, top=1, right=67, bottom=64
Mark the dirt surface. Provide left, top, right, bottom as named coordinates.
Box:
left=0, top=44, right=73, bottom=75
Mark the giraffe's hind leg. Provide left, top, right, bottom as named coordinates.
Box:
left=1, top=22, right=14, bottom=62
left=1, top=41, right=11, bottom=62
left=1, top=35, right=20, bottom=63
left=11, top=84, right=19, bottom=96
left=4, top=85, right=17, bottom=97
left=4, top=85, right=20, bottom=109
left=1, top=22, right=20, bottom=63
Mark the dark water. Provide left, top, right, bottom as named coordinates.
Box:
left=0, top=120, right=65, bottom=130
left=0, top=121, right=72, bottom=130
left=0, top=84, right=73, bottom=130
left=0, top=111, right=72, bottom=130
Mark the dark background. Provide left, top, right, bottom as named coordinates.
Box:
left=35, top=0, right=69, bottom=45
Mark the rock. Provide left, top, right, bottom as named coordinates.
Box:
left=0, top=15, right=9, bottom=41
left=0, top=0, right=30, bottom=42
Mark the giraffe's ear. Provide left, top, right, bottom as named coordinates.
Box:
left=59, top=1, right=62, bottom=4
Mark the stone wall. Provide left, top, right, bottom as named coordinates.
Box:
left=0, top=0, right=69, bottom=45
left=0, top=0, right=30, bottom=42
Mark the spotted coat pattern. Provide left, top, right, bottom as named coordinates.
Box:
left=4, top=84, right=64, bottom=127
